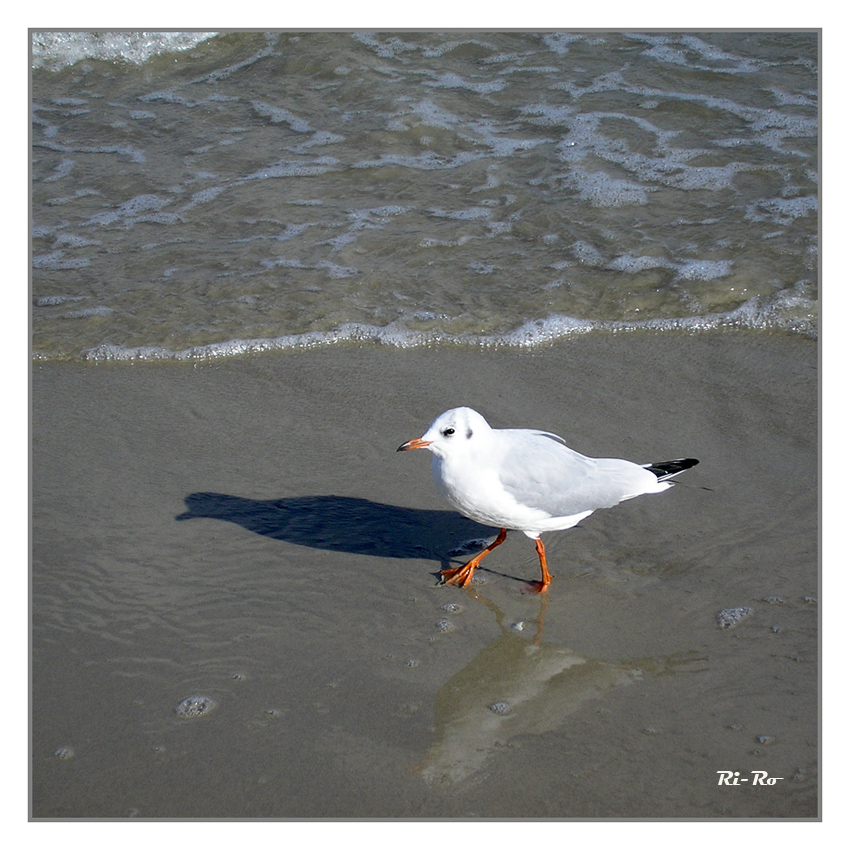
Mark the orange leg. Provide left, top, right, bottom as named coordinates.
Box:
left=441, top=528, right=508, bottom=587
left=524, top=538, right=551, bottom=594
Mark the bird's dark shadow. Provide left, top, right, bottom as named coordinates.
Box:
left=176, top=493, right=493, bottom=568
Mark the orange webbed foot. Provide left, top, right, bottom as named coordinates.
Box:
left=440, top=528, right=507, bottom=588
left=522, top=580, right=550, bottom=595
left=439, top=563, right=476, bottom=587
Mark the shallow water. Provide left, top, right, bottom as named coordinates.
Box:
left=31, top=31, right=818, bottom=359
left=31, top=334, right=818, bottom=818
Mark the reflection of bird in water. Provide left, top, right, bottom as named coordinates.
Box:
left=419, top=592, right=700, bottom=786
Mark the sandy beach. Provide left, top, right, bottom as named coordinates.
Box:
left=31, top=329, right=817, bottom=819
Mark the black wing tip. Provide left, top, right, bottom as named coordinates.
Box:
left=646, top=458, right=700, bottom=480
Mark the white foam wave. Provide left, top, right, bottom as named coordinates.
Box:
left=32, top=32, right=218, bottom=71
left=72, top=287, right=815, bottom=362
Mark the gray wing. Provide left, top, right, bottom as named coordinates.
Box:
left=496, top=429, right=657, bottom=518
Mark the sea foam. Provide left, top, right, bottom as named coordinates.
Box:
left=73, top=286, right=816, bottom=362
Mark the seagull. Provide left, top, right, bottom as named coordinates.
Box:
left=397, top=407, right=698, bottom=593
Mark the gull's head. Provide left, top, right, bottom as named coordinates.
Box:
left=397, top=407, right=491, bottom=459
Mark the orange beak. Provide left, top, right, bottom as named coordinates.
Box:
left=396, top=437, right=432, bottom=452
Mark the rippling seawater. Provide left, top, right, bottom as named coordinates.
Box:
left=31, top=31, right=818, bottom=360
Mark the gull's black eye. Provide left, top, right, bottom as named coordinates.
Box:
left=442, top=427, right=455, bottom=437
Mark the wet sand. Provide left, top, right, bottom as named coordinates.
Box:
left=31, top=330, right=818, bottom=819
